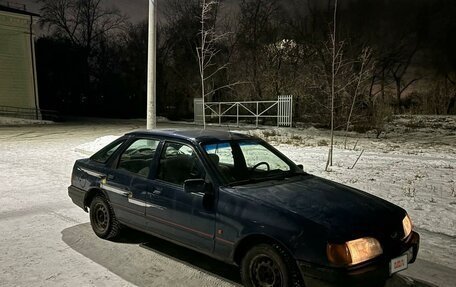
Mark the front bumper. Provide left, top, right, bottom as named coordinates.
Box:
left=68, top=185, right=87, bottom=211
left=299, top=231, right=420, bottom=287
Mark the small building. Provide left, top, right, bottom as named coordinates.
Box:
left=0, top=4, right=40, bottom=119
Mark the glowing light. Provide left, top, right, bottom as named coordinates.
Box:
left=327, top=237, right=383, bottom=266
left=402, top=214, right=413, bottom=239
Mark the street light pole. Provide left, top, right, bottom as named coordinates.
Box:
left=147, top=0, right=157, bottom=130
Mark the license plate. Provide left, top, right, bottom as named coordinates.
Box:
left=390, top=254, right=408, bottom=275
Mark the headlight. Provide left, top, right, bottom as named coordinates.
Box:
left=327, top=237, right=383, bottom=266
left=402, top=214, right=413, bottom=239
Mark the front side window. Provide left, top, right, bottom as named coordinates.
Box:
left=204, top=142, right=234, bottom=166
left=156, top=142, right=204, bottom=186
left=239, top=142, right=290, bottom=171
left=204, top=142, right=237, bottom=182
left=117, top=139, right=160, bottom=177
left=203, top=140, right=297, bottom=185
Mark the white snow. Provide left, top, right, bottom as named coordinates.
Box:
left=279, top=146, right=455, bottom=236
left=0, top=116, right=53, bottom=125
left=1, top=117, right=454, bottom=286
left=73, top=135, right=120, bottom=155
left=0, top=121, right=235, bottom=287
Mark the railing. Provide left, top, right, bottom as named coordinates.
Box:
left=0, top=1, right=26, bottom=11
left=194, top=95, right=293, bottom=127
left=0, top=105, right=59, bottom=121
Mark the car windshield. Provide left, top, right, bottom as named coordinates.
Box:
left=203, top=140, right=302, bottom=186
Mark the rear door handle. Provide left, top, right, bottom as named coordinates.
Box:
left=152, top=189, right=161, bottom=196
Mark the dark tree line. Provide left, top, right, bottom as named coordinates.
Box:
left=36, top=0, right=456, bottom=126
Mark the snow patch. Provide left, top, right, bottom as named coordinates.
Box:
left=73, top=135, right=120, bottom=156
left=0, top=116, right=53, bottom=126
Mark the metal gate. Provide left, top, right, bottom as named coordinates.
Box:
left=194, top=95, right=293, bottom=127
left=277, top=95, right=293, bottom=127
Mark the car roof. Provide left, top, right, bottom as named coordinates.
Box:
left=125, top=129, right=256, bottom=143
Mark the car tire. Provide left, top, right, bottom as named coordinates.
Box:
left=89, top=195, right=120, bottom=239
left=241, top=243, right=304, bottom=287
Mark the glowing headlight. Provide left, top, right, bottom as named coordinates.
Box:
left=402, top=214, right=413, bottom=239
left=327, top=237, right=383, bottom=266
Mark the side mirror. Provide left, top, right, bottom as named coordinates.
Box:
left=184, top=179, right=207, bottom=194
left=297, top=164, right=304, bottom=170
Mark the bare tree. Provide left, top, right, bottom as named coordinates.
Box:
left=388, top=44, right=420, bottom=112
left=39, top=0, right=126, bottom=54
left=38, top=0, right=127, bottom=103
left=197, top=0, right=216, bottom=129
left=446, top=74, right=456, bottom=114
left=344, top=47, right=374, bottom=149
left=325, top=0, right=339, bottom=172
left=197, top=0, right=243, bottom=128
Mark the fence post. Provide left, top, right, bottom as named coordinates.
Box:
left=256, top=102, right=259, bottom=127
left=289, top=95, right=293, bottom=127
left=277, top=96, right=280, bottom=127
left=236, top=102, right=239, bottom=127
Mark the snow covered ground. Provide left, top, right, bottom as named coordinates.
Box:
left=0, top=116, right=53, bottom=126
left=246, top=116, right=456, bottom=240
left=246, top=117, right=456, bottom=274
left=0, top=120, right=237, bottom=287
left=0, top=117, right=455, bottom=287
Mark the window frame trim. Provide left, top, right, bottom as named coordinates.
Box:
left=90, top=137, right=127, bottom=164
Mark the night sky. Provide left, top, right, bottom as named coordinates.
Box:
left=17, top=0, right=149, bottom=23
left=16, top=0, right=242, bottom=23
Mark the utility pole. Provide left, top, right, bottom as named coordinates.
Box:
left=147, top=0, right=157, bottom=130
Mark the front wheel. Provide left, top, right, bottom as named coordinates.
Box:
left=89, top=195, right=120, bottom=239
left=241, top=244, right=303, bottom=287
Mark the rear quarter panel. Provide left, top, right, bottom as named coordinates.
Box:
left=71, top=159, right=109, bottom=200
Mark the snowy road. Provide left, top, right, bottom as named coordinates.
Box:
left=0, top=119, right=454, bottom=287
left=0, top=120, right=237, bottom=287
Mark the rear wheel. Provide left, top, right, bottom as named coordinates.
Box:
left=89, top=195, right=120, bottom=239
left=241, top=243, right=304, bottom=287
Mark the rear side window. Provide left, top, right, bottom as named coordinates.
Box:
left=91, top=140, right=125, bottom=163
left=117, top=139, right=160, bottom=177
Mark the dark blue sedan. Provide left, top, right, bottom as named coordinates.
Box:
left=68, top=129, right=419, bottom=287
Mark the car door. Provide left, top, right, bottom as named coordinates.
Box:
left=103, top=138, right=160, bottom=228
left=145, top=141, right=216, bottom=253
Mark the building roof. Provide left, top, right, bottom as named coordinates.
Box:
left=0, top=4, right=40, bottom=17
left=126, top=129, right=255, bottom=143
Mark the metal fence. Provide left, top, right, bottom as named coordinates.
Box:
left=194, top=95, right=293, bottom=127
left=0, top=105, right=59, bottom=121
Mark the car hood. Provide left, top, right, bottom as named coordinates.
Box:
left=231, top=175, right=405, bottom=241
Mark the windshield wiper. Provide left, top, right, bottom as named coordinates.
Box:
left=228, top=172, right=302, bottom=187
left=228, top=171, right=306, bottom=187
left=228, top=178, right=260, bottom=187
left=264, top=170, right=305, bottom=180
